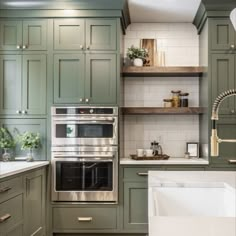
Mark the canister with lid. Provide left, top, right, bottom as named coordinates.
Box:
left=179, top=93, right=189, bottom=107
left=171, top=90, right=181, bottom=107
left=163, top=99, right=173, bottom=108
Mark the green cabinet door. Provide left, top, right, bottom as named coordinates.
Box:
left=24, top=168, right=46, bottom=236
left=0, top=21, right=22, bottom=50
left=86, top=19, right=117, bottom=50
left=54, top=54, right=85, bottom=103
left=123, top=182, right=148, bottom=232
left=22, top=20, right=47, bottom=50
left=211, top=53, right=235, bottom=115
left=54, top=19, right=85, bottom=50
left=0, top=119, right=47, bottom=160
left=0, top=55, right=22, bottom=115
left=22, top=54, right=47, bottom=115
left=210, top=19, right=235, bottom=51
left=6, top=224, right=23, bottom=236
left=85, top=54, right=117, bottom=104
left=0, top=20, right=47, bottom=51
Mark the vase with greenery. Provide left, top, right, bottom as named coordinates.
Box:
left=127, top=45, right=149, bottom=66
left=18, top=132, right=41, bottom=162
left=0, top=127, right=15, bottom=161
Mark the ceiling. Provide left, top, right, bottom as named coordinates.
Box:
left=128, top=0, right=202, bottom=23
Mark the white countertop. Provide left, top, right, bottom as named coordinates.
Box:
left=0, top=161, right=50, bottom=179
left=120, top=157, right=209, bottom=165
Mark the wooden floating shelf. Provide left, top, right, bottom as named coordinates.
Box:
left=122, top=66, right=203, bottom=77
left=122, top=107, right=205, bottom=115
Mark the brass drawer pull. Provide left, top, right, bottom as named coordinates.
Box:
left=78, top=217, right=93, bottom=222
left=0, top=186, right=11, bottom=193
left=0, top=213, right=11, bottom=223
left=137, top=172, right=148, bottom=176
left=228, top=160, right=236, bottom=164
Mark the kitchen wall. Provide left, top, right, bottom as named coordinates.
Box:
left=123, top=23, right=200, bottom=158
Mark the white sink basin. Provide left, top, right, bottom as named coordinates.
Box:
left=148, top=171, right=236, bottom=236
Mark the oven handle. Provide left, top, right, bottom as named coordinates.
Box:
left=52, top=157, right=114, bottom=162
left=52, top=153, right=115, bottom=158
left=53, top=117, right=115, bottom=122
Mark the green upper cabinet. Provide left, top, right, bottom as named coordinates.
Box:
left=85, top=54, right=117, bottom=104
left=54, top=53, right=117, bottom=105
left=0, top=54, right=47, bottom=116
left=54, top=18, right=117, bottom=51
left=210, top=18, right=236, bottom=51
left=54, top=54, right=85, bottom=104
left=54, top=19, right=85, bottom=50
left=86, top=19, right=116, bottom=50
left=0, top=20, right=47, bottom=51
left=211, top=53, right=235, bottom=115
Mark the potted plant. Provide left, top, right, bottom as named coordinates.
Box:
left=127, top=45, right=149, bottom=67
left=0, top=127, right=15, bottom=161
left=18, top=132, right=41, bottom=162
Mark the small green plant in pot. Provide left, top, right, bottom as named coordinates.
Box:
left=127, top=45, right=149, bottom=66
left=0, top=127, right=15, bottom=161
left=18, top=132, right=41, bottom=162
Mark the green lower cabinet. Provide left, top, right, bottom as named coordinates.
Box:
left=123, top=182, right=148, bottom=232
left=52, top=206, right=117, bottom=233
left=0, top=119, right=47, bottom=160
left=6, top=224, right=24, bottom=236
left=24, top=168, right=46, bottom=236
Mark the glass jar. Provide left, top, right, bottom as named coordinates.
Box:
left=179, top=93, right=189, bottom=107
left=171, top=90, right=181, bottom=107
left=2, top=148, right=11, bottom=162
left=163, top=99, right=173, bottom=108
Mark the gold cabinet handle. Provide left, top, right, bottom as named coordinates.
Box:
left=137, top=172, right=148, bottom=176
left=0, top=214, right=11, bottom=223
left=77, top=217, right=93, bottom=222
left=85, top=98, right=89, bottom=103
left=80, top=45, right=84, bottom=50
left=0, top=186, right=11, bottom=193
left=79, top=98, right=84, bottom=102
left=230, top=44, right=235, bottom=49
left=22, top=45, right=27, bottom=49
left=87, top=46, right=90, bottom=50
left=16, top=110, right=21, bottom=114
left=16, top=45, right=22, bottom=49
left=228, top=160, right=236, bottom=164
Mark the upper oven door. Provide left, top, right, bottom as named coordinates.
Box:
left=51, top=117, right=118, bottom=146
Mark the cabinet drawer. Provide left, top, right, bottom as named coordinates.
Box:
left=0, top=194, right=23, bottom=234
left=0, top=176, right=23, bottom=204
left=53, top=207, right=117, bottom=231
left=123, top=167, right=161, bottom=180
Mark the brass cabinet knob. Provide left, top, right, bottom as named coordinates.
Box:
left=22, top=45, right=27, bottom=49
left=16, top=45, right=22, bottom=49
left=230, top=44, right=235, bottom=49
left=231, top=109, right=235, bottom=114
left=87, top=46, right=90, bottom=50
left=85, top=98, right=89, bottom=103
left=80, top=45, right=84, bottom=50
left=79, top=98, right=84, bottom=102
left=16, top=110, right=21, bottom=114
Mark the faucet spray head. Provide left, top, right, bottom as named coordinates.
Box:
left=211, top=129, right=219, bottom=157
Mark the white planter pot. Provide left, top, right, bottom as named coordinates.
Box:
left=133, top=58, right=143, bottom=67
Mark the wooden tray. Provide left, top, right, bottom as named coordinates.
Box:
left=130, top=154, right=169, bottom=160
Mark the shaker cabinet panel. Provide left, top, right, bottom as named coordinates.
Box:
left=123, top=182, right=148, bottom=232
left=0, top=55, right=22, bottom=115
left=22, top=20, right=47, bottom=51
left=0, top=20, right=47, bottom=51
left=210, top=19, right=235, bottom=51
left=85, top=54, right=117, bottom=104
left=22, top=54, right=47, bottom=115
left=211, top=54, right=235, bottom=115
left=23, top=168, right=46, bottom=236
left=0, top=21, right=22, bottom=51
left=54, top=54, right=85, bottom=103
left=86, top=19, right=117, bottom=50
left=0, top=119, right=47, bottom=160
left=54, top=19, right=85, bottom=50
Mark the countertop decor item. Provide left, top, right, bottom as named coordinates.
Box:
left=179, top=93, right=189, bottom=107
left=127, top=45, right=149, bottom=67
left=0, top=127, right=15, bottom=161
left=18, top=131, right=41, bottom=162
left=130, top=154, right=169, bottom=160
left=171, top=90, right=181, bottom=107
left=186, top=142, right=199, bottom=158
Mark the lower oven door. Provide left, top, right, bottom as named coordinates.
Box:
left=51, top=156, right=118, bottom=202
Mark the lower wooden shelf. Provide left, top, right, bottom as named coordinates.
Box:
left=122, top=107, right=205, bottom=115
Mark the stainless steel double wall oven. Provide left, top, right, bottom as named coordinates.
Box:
left=51, top=107, right=118, bottom=202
